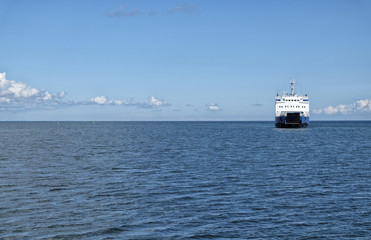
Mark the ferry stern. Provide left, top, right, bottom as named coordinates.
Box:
left=275, top=79, right=310, bottom=128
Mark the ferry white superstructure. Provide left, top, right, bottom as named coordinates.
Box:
left=275, top=80, right=309, bottom=128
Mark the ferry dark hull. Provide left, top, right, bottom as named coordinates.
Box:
left=275, top=114, right=309, bottom=128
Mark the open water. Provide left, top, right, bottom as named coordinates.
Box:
left=0, top=121, right=370, bottom=239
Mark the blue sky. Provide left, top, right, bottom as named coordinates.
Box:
left=0, top=0, right=370, bottom=120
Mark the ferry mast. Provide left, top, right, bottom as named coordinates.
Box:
left=290, top=79, right=295, bottom=96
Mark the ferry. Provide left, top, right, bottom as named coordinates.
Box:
left=275, top=80, right=309, bottom=128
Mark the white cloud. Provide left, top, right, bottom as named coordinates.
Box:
left=89, top=96, right=133, bottom=105
left=0, top=72, right=65, bottom=107
left=313, top=99, right=371, bottom=115
left=107, top=4, right=197, bottom=18
left=111, top=99, right=126, bottom=105
left=108, top=6, right=144, bottom=17
left=356, top=99, right=371, bottom=112
left=90, top=96, right=108, bottom=105
left=0, top=97, right=10, bottom=103
left=206, top=103, right=221, bottom=111
left=0, top=73, right=39, bottom=99
left=167, top=4, right=197, bottom=14
left=43, top=91, right=52, bottom=101
left=147, top=96, right=168, bottom=107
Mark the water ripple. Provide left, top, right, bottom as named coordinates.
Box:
left=0, top=121, right=370, bottom=239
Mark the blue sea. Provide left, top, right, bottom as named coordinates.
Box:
left=0, top=121, right=370, bottom=239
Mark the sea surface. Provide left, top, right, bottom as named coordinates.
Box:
left=0, top=121, right=370, bottom=239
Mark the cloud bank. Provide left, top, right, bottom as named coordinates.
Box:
left=313, top=99, right=371, bottom=115
left=89, top=96, right=170, bottom=108
left=0, top=72, right=170, bottom=110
